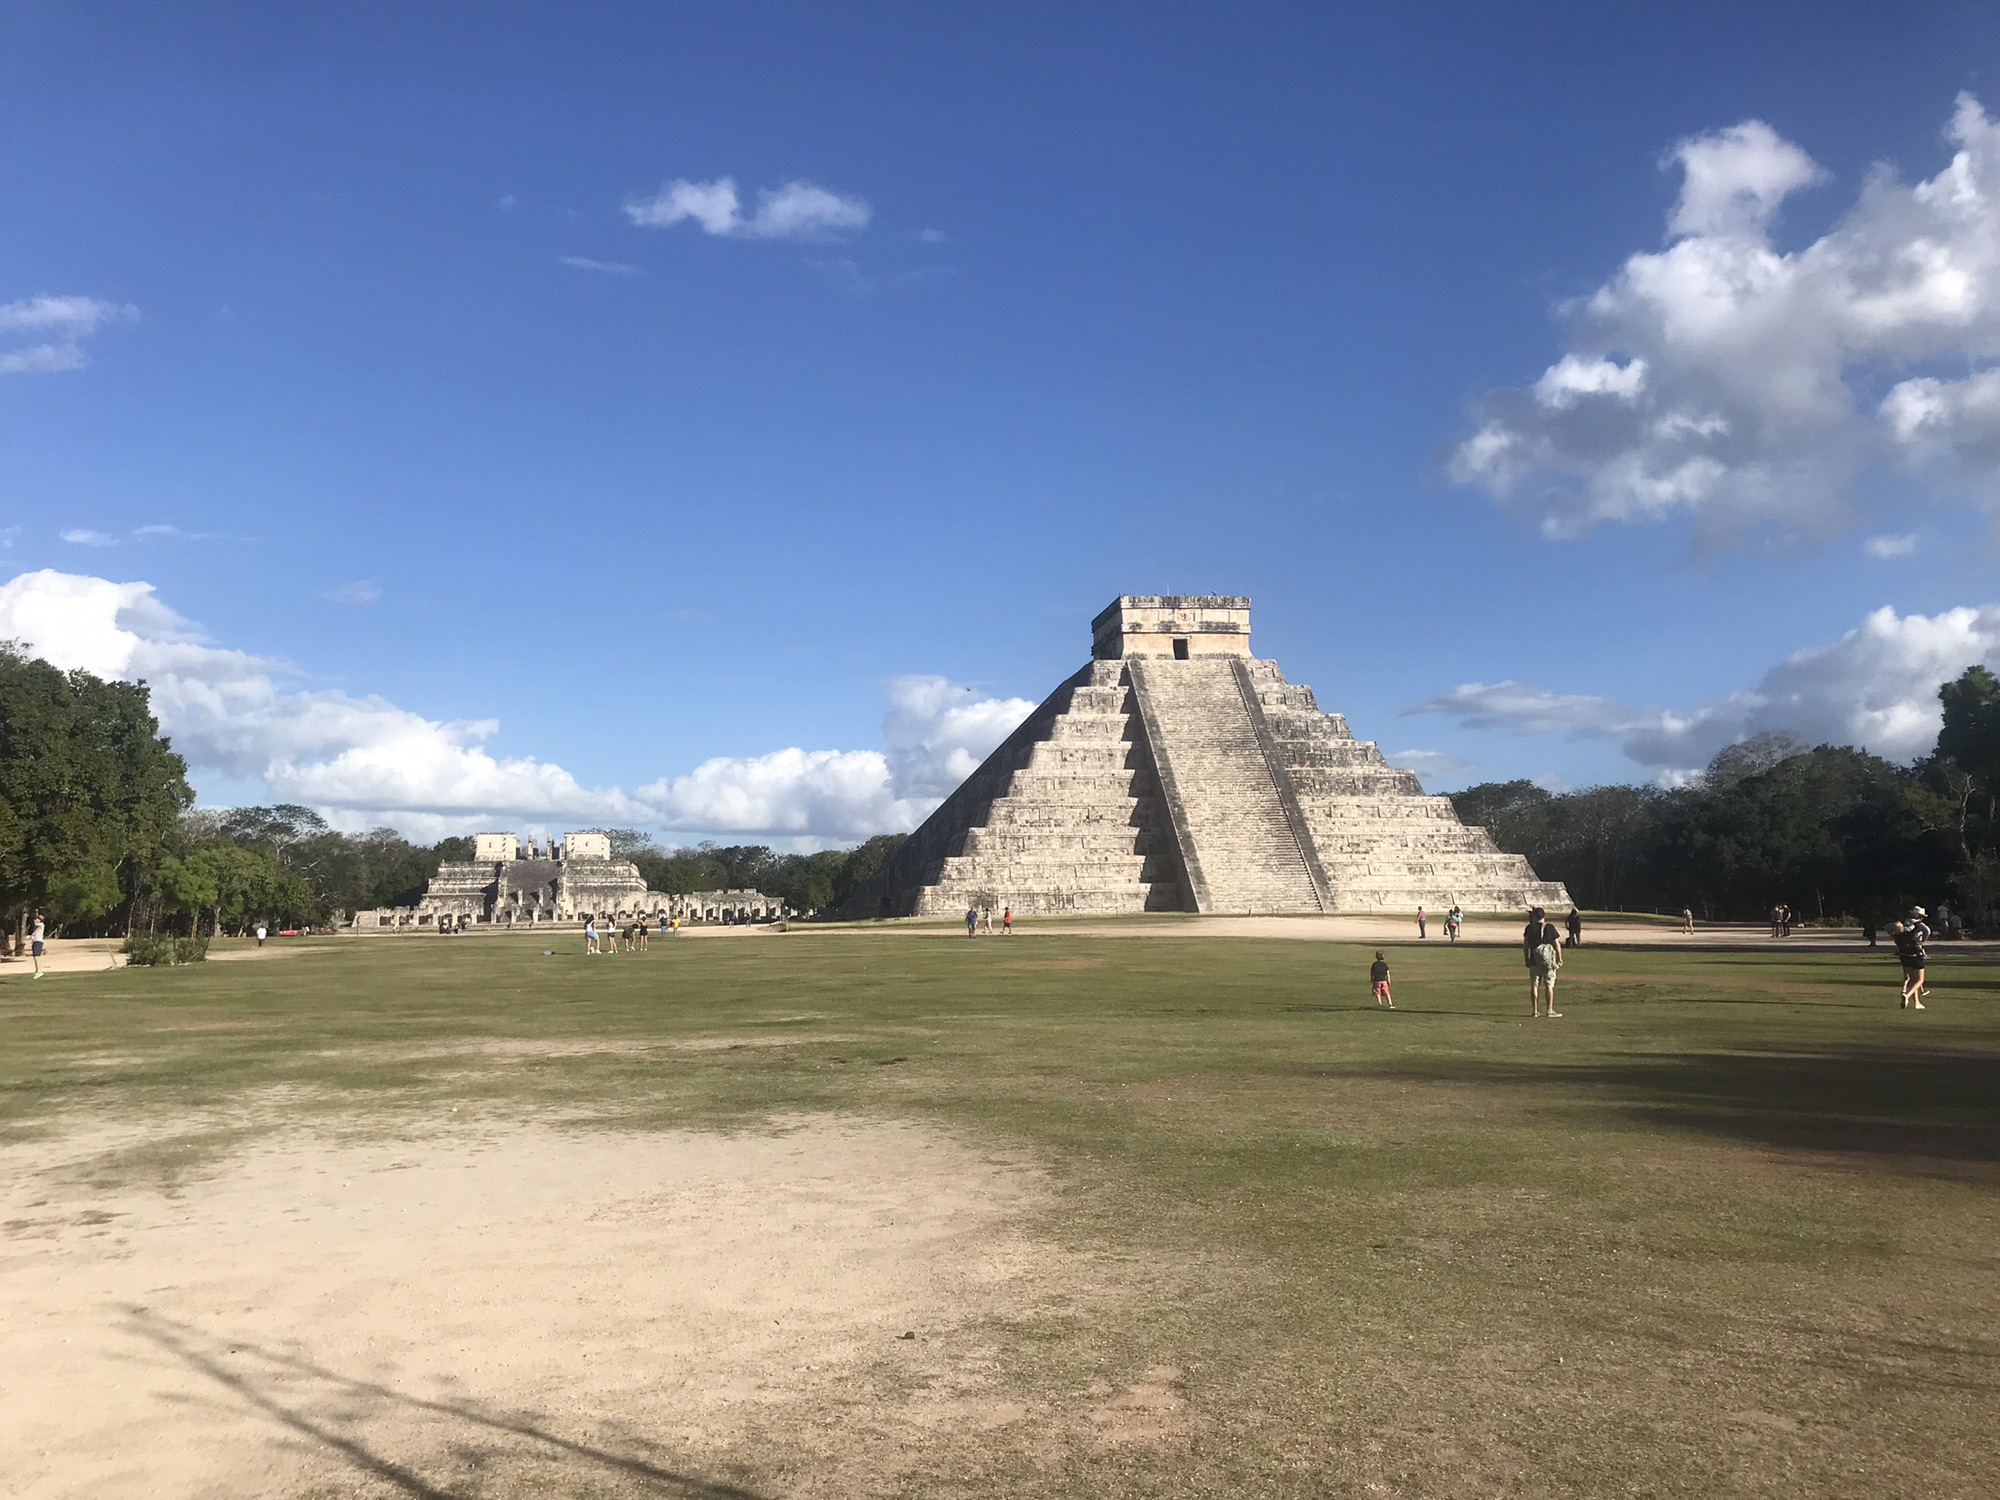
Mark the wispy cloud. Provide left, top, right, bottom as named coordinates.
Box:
left=558, top=255, right=641, bottom=276
left=808, top=258, right=955, bottom=299
left=1406, top=603, right=2000, bottom=777
left=59, top=523, right=223, bottom=547
left=624, top=177, right=871, bottom=241
left=0, top=344, right=86, bottom=374
left=326, top=580, right=382, bottom=606
left=918, top=227, right=948, bottom=244
left=1383, top=748, right=1475, bottom=783
left=0, top=294, right=137, bottom=375
left=0, top=295, right=134, bottom=335
left=1864, top=532, right=1919, bottom=559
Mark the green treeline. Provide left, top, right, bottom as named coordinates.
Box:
left=1448, top=665, right=2000, bottom=924
left=584, top=829, right=906, bottom=917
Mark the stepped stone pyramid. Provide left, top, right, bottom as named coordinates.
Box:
left=838, top=596, right=1569, bottom=918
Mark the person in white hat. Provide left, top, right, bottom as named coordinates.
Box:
left=1907, top=907, right=1933, bottom=998
left=1891, top=920, right=1927, bottom=1009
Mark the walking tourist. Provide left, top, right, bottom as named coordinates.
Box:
left=637, top=919, right=649, bottom=950
left=1770, top=903, right=1783, bottom=938
left=1446, top=904, right=1462, bottom=942
left=1907, top=907, right=1932, bottom=997
left=255, top=924, right=267, bottom=948
left=1416, top=905, right=1427, bottom=939
left=1002, top=906, right=1013, bottom=935
left=1369, top=950, right=1394, bottom=1008
left=1681, top=907, right=1694, bottom=935
left=982, top=907, right=994, bottom=934
left=605, top=923, right=619, bottom=954
left=1566, top=907, right=1582, bottom=947
left=29, top=912, right=45, bottom=977
left=1891, top=920, right=1927, bottom=1009
left=966, top=905, right=978, bottom=938
left=1523, top=906, right=1563, bottom=1018
left=584, top=917, right=599, bottom=955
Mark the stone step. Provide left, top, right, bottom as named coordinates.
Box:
left=1129, top=657, right=1323, bottom=912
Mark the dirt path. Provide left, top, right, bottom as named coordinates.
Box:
left=818, top=913, right=1975, bottom=952
left=0, top=1117, right=1070, bottom=1497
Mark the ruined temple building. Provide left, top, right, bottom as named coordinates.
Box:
left=351, top=832, right=783, bottom=929
left=839, top=596, right=1570, bottom=918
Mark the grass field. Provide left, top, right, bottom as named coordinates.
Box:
left=3, top=929, right=1997, bottom=1498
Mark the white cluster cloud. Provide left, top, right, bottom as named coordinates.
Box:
left=624, top=177, right=870, bottom=241
left=0, top=294, right=136, bottom=374
left=0, top=569, right=1033, bottom=843
left=1408, top=602, right=2000, bottom=777
left=1452, top=95, right=2000, bottom=540
left=635, top=676, right=1035, bottom=838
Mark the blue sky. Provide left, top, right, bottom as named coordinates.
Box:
left=5, top=2, right=2000, bottom=843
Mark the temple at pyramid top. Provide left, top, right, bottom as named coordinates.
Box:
left=837, top=594, right=1569, bottom=919
left=1091, top=595, right=1253, bottom=659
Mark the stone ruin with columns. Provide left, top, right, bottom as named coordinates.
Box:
left=349, top=831, right=783, bottom=931
left=836, top=595, right=1570, bottom=918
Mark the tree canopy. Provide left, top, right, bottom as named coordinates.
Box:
left=0, top=645, right=191, bottom=934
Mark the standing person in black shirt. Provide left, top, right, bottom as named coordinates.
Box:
left=1522, top=907, right=1564, bottom=1018
left=1369, top=950, right=1393, bottom=1008
left=1566, top=907, right=1583, bottom=948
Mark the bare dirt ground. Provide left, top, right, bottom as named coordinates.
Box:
left=0, top=1115, right=1086, bottom=1498
left=0, top=938, right=335, bottom=979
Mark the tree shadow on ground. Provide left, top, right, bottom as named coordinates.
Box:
left=1320, top=1046, right=2000, bottom=1176
left=123, top=1308, right=768, bottom=1499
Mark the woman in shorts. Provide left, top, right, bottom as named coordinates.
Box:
left=1522, top=907, right=1563, bottom=1018
left=1891, top=920, right=1927, bottom=1009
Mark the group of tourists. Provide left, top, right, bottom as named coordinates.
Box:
left=1374, top=899, right=1949, bottom=1014
left=583, top=915, right=678, bottom=954
left=1415, top=905, right=1467, bottom=942
left=1377, top=905, right=1572, bottom=1015
left=965, top=905, right=1014, bottom=937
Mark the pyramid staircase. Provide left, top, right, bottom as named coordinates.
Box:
left=839, top=598, right=1568, bottom=918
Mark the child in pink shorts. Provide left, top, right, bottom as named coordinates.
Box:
left=1370, top=951, right=1393, bottom=1008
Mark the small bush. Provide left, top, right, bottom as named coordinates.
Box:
left=122, top=934, right=211, bottom=967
